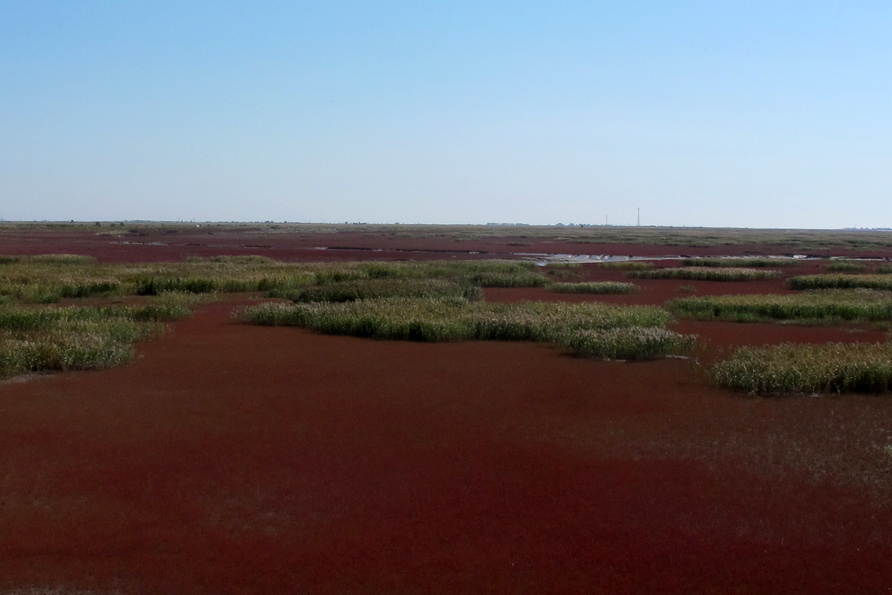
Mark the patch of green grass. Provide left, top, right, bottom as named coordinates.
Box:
left=0, top=258, right=548, bottom=304
left=0, top=282, right=63, bottom=304
left=550, top=281, right=639, bottom=294
left=307, top=260, right=548, bottom=288
left=269, top=278, right=482, bottom=303
left=564, top=327, right=695, bottom=361
left=0, top=291, right=196, bottom=379
left=0, top=331, right=136, bottom=376
left=789, top=274, right=892, bottom=291
left=26, top=254, right=97, bottom=265
left=599, top=261, right=654, bottom=270
left=711, top=342, right=892, bottom=395
left=187, top=255, right=282, bottom=265
left=0, top=297, right=194, bottom=378
left=669, top=289, right=892, bottom=322
left=0, top=265, right=128, bottom=303
left=464, top=271, right=548, bottom=287
left=875, top=264, right=892, bottom=275
left=128, top=299, right=194, bottom=322
left=543, top=264, right=580, bottom=280
left=629, top=267, right=781, bottom=281
left=825, top=260, right=868, bottom=273
left=239, top=298, right=689, bottom=360
left=240, top=298, right=670, bottom=339
left=125, top=263, right=318, bottom=295
left=0, top=300, right=191, bottom=331
left=131, top=275, right=265, bottom=295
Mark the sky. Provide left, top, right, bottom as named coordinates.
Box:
left=1, top=1, right=890, bottom=228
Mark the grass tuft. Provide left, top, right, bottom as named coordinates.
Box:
left=27, top=254, right=96, bottom=265
left=564, top=327, right=695, bottom=361
left=0, top=258, right=546, bottom=303
left=711, top=342, right=892, bottom=394
left=669, top=289, right=892, bottom=322
left=269, top=278, right=482, bottom=303
left=629, top=267, right=781, bottom=281
left=599, top=261, right=654, bottom=270
left=788, top=274, right=892, bottom=291
left=0, top=297, right=194, bottom=378
left=550, top=281, right=639, bottom=294
left=238, top=298, right=687, bottom=360
left=825, top=260, right=868, bottom=273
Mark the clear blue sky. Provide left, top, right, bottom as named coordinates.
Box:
left=1, top=1, right=890, bottom=228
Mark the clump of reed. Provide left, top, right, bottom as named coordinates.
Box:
left=0, top=331, right=136, bottom=377
left=132, top=276, right=251, bottom=295
left=0, top=258, right=549, bottom=304
left=239, top=298, right=691, bottom=360
left=269, top=278, right=482, bottom=303
left=461, top=271, right=547, bottom=288
left=788, top=274, right=892, bottom=291
left=275, top=260, right=546, bottom=295
left=825, top=260, right=868, bottom=273
left=0, top=282, right=64, bottom=304
left=710, top=342, right=892, bottom=395
left=27, top=254, right=96, bottom=265
left=242, top=298, right=672, bottom=339
left=0, top=260, right=138, bottom=303
left=129, top=264, right=316, bottom=295
left=0, top=254, right=96, bottom=265
left=187, top=255, right=281, bottom=265
left=0, top=271, right=125, bottom=303
left=241, top=298, right=467, bottom=341
left=682, top=257, right=799, bottom=268
left=164, top=259, right=545, bottom=293
left=599, top=261, right=654, bottom=270
left=58, top=257, right=314, bottom=298
left=0, top=298, right=192, bottom=378
left=628, top=267, right=781, bottom=281
left=550, top=281, right=639, bottom=294
left=669, top=289, right=892, bottom=322
left=543, top=263, right=581, bottom=280
left=129, top=292, right=200, bottom=321
left=875, top=264, right=892, bottom=275
left=356, top=260, right=544, bottom=285
left=564, top=327, right=695, bottom=361
left=676, top=289, right=892, bottom=322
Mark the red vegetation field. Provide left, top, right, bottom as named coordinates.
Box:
left=3, top=224, right=892, bottom=263
left=2, top=227, right=891, bottom=594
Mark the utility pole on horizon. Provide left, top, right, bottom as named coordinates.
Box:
left=637, top=208, right=640, bottom=227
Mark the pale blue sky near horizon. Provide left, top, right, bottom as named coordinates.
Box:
left=1, top=1, right=890, bottom=228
